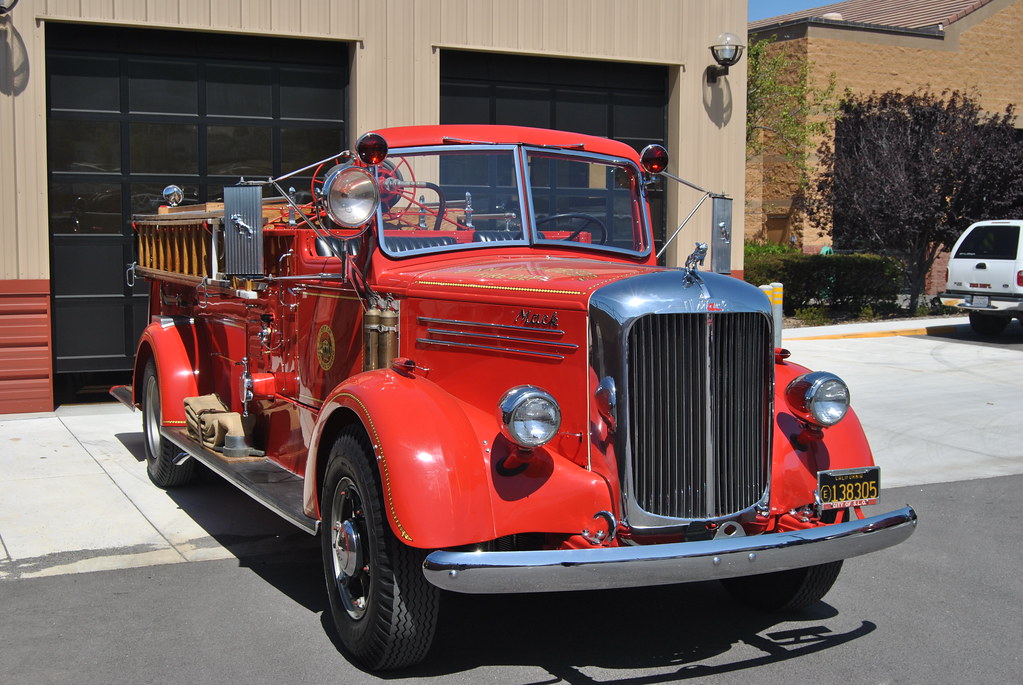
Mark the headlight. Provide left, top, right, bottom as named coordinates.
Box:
left=498, top=386, right=561, bottom=449
left=785, top=371, right=850, bottom=427
left=324, top=166, right=380, bottom=227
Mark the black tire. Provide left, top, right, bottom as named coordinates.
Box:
left=969, top=311, right=1009, bottom=337
left=721, top=560, right=843, bottom=612
left=321, top=429, right=439, bottom=670
left=141, top=360, right=196, bottom=488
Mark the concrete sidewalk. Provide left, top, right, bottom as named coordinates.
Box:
left=0, top=404, right=308, bottom=580
left=1, top=313, right=1017, bottom=581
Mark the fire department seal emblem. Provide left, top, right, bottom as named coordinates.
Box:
left=316, top=324, right=335, bottom=371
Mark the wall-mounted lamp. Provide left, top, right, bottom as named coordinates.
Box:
left=707, top=32, right=745, bottom=83
left=0, top=0, right=20, bottom=16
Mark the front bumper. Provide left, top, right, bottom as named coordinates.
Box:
left=940, top=291, right=1023, bottom=313
left=423, top=506, right=916, bottom=593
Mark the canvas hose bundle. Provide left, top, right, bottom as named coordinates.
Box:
left=184, top=394, right=247, bottom=453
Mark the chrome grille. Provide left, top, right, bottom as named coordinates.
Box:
left=626, top=312, right=770, bottom=519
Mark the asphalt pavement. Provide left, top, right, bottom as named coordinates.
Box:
left=1, top=476, right=1019, bottom=684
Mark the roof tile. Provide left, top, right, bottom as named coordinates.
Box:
left=749, top=0, right=994, bottom=31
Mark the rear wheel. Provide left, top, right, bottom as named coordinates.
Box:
left=141, top=360, right=196, bottom=487
left=969, top=311, right=1009, bottom=336
left=721, top=561, right=843, bottom=612
left=320, top=429, right=439, bottom=670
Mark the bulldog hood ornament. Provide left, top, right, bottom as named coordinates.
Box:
left=685, top=242, right=708, bottom=271
left=682, top=242, right=708, bottom=286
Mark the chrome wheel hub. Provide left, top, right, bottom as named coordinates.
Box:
left=333, top=519, right=362, bottom=578
left=330, top=477, right=369, bottom=620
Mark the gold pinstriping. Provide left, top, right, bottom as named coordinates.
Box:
left=334, top=392, right=413, bottom=543
left=417, top=280, right=583, bottom=295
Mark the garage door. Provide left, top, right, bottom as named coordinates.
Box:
left=440, top=51, right=667, bottom=246
left=45, top=24, right=347, bottom=392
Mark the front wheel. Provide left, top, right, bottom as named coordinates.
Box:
left=969, top=311, right=1009, bottom=336
left=320, top=429, right=439, bottom=670
left=141, top=360, right=196, bottom=488
left=721, top=560, right=843, bottom=611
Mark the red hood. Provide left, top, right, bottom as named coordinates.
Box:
left=377, top=255, right=666, bottom=309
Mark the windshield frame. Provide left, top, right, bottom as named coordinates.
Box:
left=373, top=143, right=653, bottom=260
left=521, top=145, right=651, bottom=258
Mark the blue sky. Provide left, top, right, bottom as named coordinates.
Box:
left=749, top=0, right=832, bottom=22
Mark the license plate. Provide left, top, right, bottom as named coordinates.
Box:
left=969, top=295, right=990, bottom=307
left=818, top=467, right=880, bottom=510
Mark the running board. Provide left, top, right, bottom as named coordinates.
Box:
left=110, top=384, right=137, bottom=411
left=161, top=426, right=318, bottom=535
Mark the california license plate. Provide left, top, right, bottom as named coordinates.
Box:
left=818, top=467, right=880, bottom=510
left=969, top=295, right=990, bottom=307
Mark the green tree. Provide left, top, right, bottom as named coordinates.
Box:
left=803, top=90, right=1023, bottom=311
left=746, top=37, right=837, bottom=183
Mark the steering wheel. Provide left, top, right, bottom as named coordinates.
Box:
left=535, top=212, right=607, bottom=245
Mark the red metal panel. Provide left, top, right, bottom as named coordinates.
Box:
left=0, top=313, right=52, bottom=346
left=0, top=346, right=52, bottom=380
left=0, top=280, right=53, bottom=414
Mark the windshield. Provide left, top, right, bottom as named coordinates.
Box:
left=526, top=150, right=648, bottom=254
left=375, top=146, right=649, bottom=257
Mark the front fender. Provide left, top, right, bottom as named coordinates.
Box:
left=135, top=319, right=203, bottom=426
left=306, top=369, right=612, bottom=549
left=771, top=360, right=876, bottom=514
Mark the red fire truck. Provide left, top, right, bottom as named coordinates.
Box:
left=113, top=125, right=916, bottom=670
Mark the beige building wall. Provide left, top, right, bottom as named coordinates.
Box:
left=747, top=0, right=1023, bottom=252
left=1, top=0, right=748, bottom=282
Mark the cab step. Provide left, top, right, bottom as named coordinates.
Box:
left=110, top=384, right=136, bottom=411
left=161, top=426, right=318, bottom=534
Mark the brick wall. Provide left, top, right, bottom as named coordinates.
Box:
left=746, top=0, right=1023, bottom=252
left=927, top=250, right=952, bottom=297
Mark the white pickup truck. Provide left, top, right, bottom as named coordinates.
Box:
left=941, top=220, right=1023, bottom=336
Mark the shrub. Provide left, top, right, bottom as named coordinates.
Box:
left=744, top=246, right=901, bottom=313
left=794, top=306, right=830, bottom=326
left=744, top=242, right=800, bottom=256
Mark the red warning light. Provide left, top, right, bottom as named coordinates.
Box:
left=640, top=144, right=669, bottom=174
left=356, top=132, right=389, bottom=166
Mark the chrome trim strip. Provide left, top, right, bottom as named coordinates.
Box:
left=426, top=328, right=578, bottom=349
left=417, top=316, right=566, bottom=336
left=416, top=337, right=566, bottom=359
left=942, top=290, right=1023, bottom=302
left=423, top=506, right=917, bottom=594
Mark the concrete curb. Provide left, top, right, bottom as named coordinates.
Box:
left=782, top=316, right=969, bottom=342
left=785, top=323, right=962, bottom=341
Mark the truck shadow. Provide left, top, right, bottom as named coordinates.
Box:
left=921, top=320, right=1023, bottom=346
left=232, top=540, right=873, bottom=681
left=405, top=588, right=873, bottom=682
